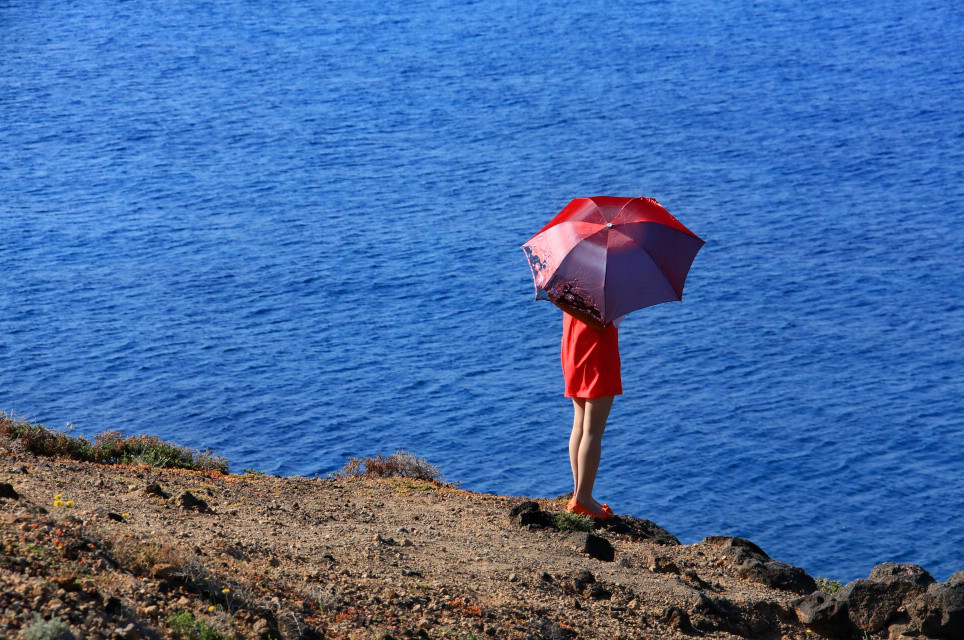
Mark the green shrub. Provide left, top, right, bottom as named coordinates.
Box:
left=19, top=614, right=74, bottom=640
left=167, top=611, right=229, bottom=640
left=0, top=413, right=227, bottom=473
left=816, top=576, right=844, bottom=595
left=555, top=511, right=592, bottom=532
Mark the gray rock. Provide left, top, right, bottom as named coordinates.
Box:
left=537, top=618, right=569, bottom=640
left=568, top=531, right=615, bottom=562
left=0, top=482, right=20, bottom=500
left=596, top=515, right=680, bottom=545
left=908, top=578, right=964, bottom=639
left=639, top=549, right=680, bottom=574
left=571, top=568, right=595, bottom=592
left=701, top=536, right=769, bottom=558
left=150, top=563, right=181, bottom=581
left=736, top=558, right=817, bottom=595
left=869, top=562, right=935, bottom=589
left=662, top=606, right=694, bottom=633
left=837, top=576, right=925, bottom=634
left=700, top=536, right=816, bottom=594
left=178, top=491, right=210, bottom=512
left=792, top=567, right=946, bottom=639
left=588, top=584, right=612, bottom=600
left=682, top=569, right=715, bottom=591
left=694, top=594, right=786, bottom=637
left=794, top=590, right=852, bottom=638
left=509, top=501, right=555, bottom=530
left=104, top=596, right=122, bottom=616
left=143, top=483, right=169, bottom=499
left=113, top=623, right=140, bottom=640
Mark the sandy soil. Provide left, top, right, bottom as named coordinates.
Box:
left=1, top=448, right=819, bottom=640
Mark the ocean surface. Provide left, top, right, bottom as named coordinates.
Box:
left=2, top=1, right=962, bottom=583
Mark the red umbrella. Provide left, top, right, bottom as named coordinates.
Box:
left=522, top=196, right=704, bottom=325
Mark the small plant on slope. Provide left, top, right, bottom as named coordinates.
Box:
left=555, top=511, right=592, bottom=532
left=19, top=614, right=74, bottom=640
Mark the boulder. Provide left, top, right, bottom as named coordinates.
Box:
left=143, top=483, right=170, bottom=499
left=588, top=584, right=612, bottom=600
left=105, top=595, right=122, bottom=616
left=571, top=568, right=595, bottom=592
left=596, top=515, right=680, bottom=545
left=738, top=559, right=817, bottom=595
left=662, top=606, right=694, bottom=633
left=838, top=564, right=933, bottom=635
left=638, top=548, right=680, bottom=575
left=681, top=569, right=715, bottom=591
left=836, top=579, right=909, bottom=634
left=869, top=562, right=935, bottom=589
left=508, top=501, right=555, bottom=530
left=536, top=618, right=570, bottom=640
left=0, top=482, right=20, bottom=500
left=178, top=491, right=210, bottom=512
left=700, top=536, right=816, bottom=594
left=908, top=578, right=964, bottom=639
left=694, top=593, right=787, bottom=637
left=150, top=563, right=181, bottom=581
left=702, top=536, right=769, bottom=558
left=794, top=590, right=853, bottom=638
left=797, top=562, right=940, bottom=638
left=568, top=532, right=615, bottom=562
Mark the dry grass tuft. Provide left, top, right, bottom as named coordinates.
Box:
left=107, top=532, right=188, bottom=577
left=336, top=450, right=444, bottom=484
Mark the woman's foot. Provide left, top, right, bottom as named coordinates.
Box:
left=567, top=496, right=614, bottom=519
left=569, top=495, right=612, bottom=515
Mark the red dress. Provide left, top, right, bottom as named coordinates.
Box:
left=561, top=313, right=622, bottom=398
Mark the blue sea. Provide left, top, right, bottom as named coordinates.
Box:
left=2, top=1, right=962, bottom=583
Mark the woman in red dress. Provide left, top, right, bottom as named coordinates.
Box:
left=557, top=304, right=622, bottom=520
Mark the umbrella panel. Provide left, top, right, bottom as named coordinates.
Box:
left=610, top=222, right=705, bottom=300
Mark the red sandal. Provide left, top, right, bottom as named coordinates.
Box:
left=567, top=497, right=614, bottom=520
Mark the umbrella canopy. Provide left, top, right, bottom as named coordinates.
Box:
left=522, top=196, right=704, bottom=325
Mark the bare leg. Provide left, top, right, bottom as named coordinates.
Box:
left=572, top=396, right=614, bottom=512
left=569, top=398, right=586, bottom=492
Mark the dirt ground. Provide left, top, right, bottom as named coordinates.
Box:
left=1, top=448, right=820, bottom=640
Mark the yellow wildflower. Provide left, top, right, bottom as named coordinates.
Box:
left=208, top=605, right=216, bottom=612
left=53, top=500, right=64, bottom=507
left=222, top=588, right=230, bottom=594
left=65, top=500, right=74, bottom=507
